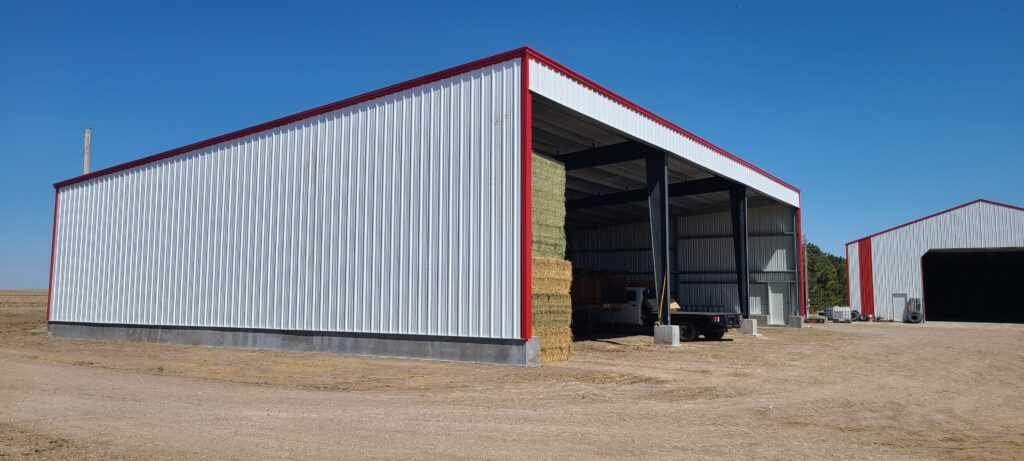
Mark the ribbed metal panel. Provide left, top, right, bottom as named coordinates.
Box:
left=528, top=58, right=800, bottom=208
left=50, top=59, right=523, bottom=339
left=675, top=205, right=797, bottom=317
left=753, top=272, right=797, bottom=283
left=847, top=241, right=861, bottom=309
left=749, top=284, right=767, bottom=313
left=676, top=205, right=797, bottom=272
left=676, top=284, right=738, bottom=311
left=677, top=205, right=797, bottom=236
left=571, top=252, right=655, bottom=273
left=567, top=204, right=798, bottom=318
left=571, top=222, right=650, bottom=249
left=569, top=222, right=653, bottom=273
left=851, top=201, right=1024, bottom=316
left=677, top=238, right=733, bottom=272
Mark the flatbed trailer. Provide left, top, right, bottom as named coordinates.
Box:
left=668, top=311, right=742, bottom=342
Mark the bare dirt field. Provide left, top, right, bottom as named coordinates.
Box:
left=1, top=290, right=1022, bottom=460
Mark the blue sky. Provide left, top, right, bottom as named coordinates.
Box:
left=1, top=1, right=1021, bottom=288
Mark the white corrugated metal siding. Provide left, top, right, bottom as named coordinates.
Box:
left=847, top=241, right=861, bottom=310
left=50, top=59, right=523, bottom=339
left=568, top=204, right=799, bottom=318
left=528, top=58, right=800, bottom=208
left=850, top=201, right=1024, bottom=315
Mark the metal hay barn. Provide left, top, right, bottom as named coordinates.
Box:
left=846, top=199, right=1024, bottom=323
left=46, top=47, right=804, bottom=365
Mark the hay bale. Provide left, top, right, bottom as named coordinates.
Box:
left=537, top=329, right=573, bottom=363
left=533, top=223, right=565, bottom=244
left=533, top=242, right=565, bottom=260
left=532, top=153, right=566, bottom=187
left=532, top=258, right=572, bottom=295
left=532, top=153, right=567, bottom=259
left=532, top=293, right=572, bottom=332
left=532, top=257, right=572, bottom=278
left=532, top=293, right=572, bottom=305
left=532, top=223, right=567, bottom=259
left=530, top=153, right=572, bottom=363
left=531, top=258, right=572, bottom=363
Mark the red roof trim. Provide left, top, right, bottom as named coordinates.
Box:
left=845, top=199, right=1024, bottom=246
left=54, top=46, right=799, bottom=197
left=522, top=48, right=800, bottom=194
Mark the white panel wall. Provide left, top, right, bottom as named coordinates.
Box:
left=856, top=201, right=1024, bottom=313
left=847, top=241, right=861, bottom=310
left=528, top=58, right=800, bottom=208
left=50, top=59, right=523, bottom=339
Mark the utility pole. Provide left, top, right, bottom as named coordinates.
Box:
left=83, top=128, right=92, bottom=174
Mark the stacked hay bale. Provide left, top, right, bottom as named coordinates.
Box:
left=531, top=153, right=573, bottom=363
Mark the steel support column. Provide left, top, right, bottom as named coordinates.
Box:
left=646, top=151, right=671, bottom=324
left=730, top=186, right=750, bottom=318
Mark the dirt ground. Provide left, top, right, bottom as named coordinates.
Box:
left=1, top=290, right=1022, bottom=460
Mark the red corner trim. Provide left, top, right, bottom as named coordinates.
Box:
left=857, top=238, right=875, bottom=316
left=520, top=55, right=533, bottom=340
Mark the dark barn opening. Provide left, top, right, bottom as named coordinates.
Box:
left=922, top=249, right=1024, bottom=323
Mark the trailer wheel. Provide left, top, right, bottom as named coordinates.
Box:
left=678, top=322, right=699, bottom=342
left=703, top=330, right=726, bottom=340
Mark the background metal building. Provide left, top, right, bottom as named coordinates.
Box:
left=846, top=199, right=1024, bottom=323
left=47, top=47, right=804, bottom=364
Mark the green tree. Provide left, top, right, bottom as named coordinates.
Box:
left=805, top=241, right=847, bottom=312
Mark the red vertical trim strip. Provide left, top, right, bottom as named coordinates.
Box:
left=46, top=190, right=59, bottom=321
left=520, top=54, right=533, bottom=340
left=857, top=238, right=875, bottom=316
left=796, top=206, right=806, bottom=316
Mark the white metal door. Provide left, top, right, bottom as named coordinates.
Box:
left=891, top=294, right=907, bottom=322
left=768, top=283, right=786, bottom=325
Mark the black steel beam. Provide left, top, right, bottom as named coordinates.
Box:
left=669, top=177, right=736, bottom=196
left=646, top=151, right=672, bottom=325
left=559, top=141, right=654, bottom=170
left=566, top=176, right=735, bottom=210
left=730, top=186, right=750, bottom=318
left=567, top=189, right=647, bottom=210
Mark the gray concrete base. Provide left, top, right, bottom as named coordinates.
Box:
left=653, top=324, right=680, bottom=346
left=48, top=322, right=540, bottom=366
left=750, top=315, right=769, bottom=327
left=787, top=316, right=805, bottom=328
left=739, top=318, right=761, bottom=336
